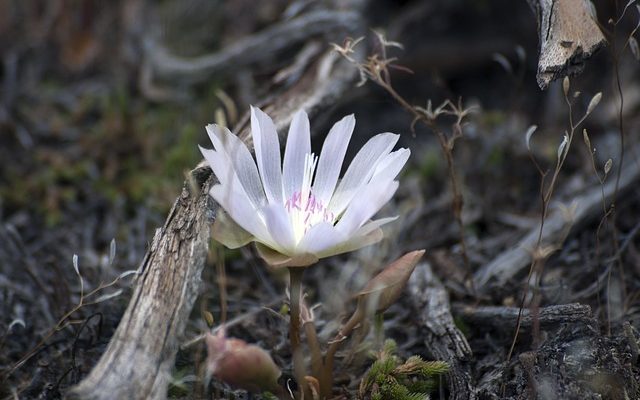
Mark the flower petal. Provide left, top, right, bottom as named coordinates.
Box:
left=251, top=106, right=283, bottom=205
left=255, top=242, right=318, bottom=268
left=209, top=184, right=275, bottom=249
left=206, top=124, right=266, bottom=208
left=199, top=146, right=233, bottom=186
left=335, top=180, right=399, bottom=236
left=282, top=109, right=311, bottom=201
left=316, top=227, right=384, bottom=258
left=255, top=242, right=292, bottom=267
left=200, top=145, right=264, bottom=228
left=356, top=216, right=398, bottom=236
left=212, top=211, right=255, bottom=249
left=296, top=222, right=347, bottom=255
left=297, top=222, right=384, bottom=258
left=371, top=148, right=410, bottom=183
left=262, top=204, right=296, bottom=252
left=311, top=115, right=355, bottom=207
left=328, top=133, right=399, bottom=217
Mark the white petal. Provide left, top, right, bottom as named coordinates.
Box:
left=356, top=216, right=398, bottom=236
left=200, top=145, right=262, bottom=222
left=212, top=211, right=254, bottom=249
left=298, top=222, right=385, bottom=258
left=328, top=133, right=399, bottom=216
left=209, top=184, right=276, bottom=249
left=255, top=242, right=293, bottom=267
left=251, top=106, right=283, bottom=205
left=371, top=148, right=410, bottom=183
left=282, top=109, right=311, bottom=200
left=199, top=146, right=232, bottom=186
left=296, top=222, right=347, bottom=255
left=312, top=115, right=355, bottom=207
left=206, top=124, right=266, bottom=208
left=263, top=204, right=296, bottom=252
left=316, top=227, right=384, bottom=258
left=255, top=243, right=318, bottom=268
left=336, top=180, right=399, bottom=236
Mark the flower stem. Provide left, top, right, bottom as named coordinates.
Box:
left=288, top=267, right=307, bottom=398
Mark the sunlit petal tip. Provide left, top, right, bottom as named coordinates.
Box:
left=198, top=144, right=214, bottom=160
left=312, top=114, right=357, bottom=205
left=204, top=124, right=224, bottom=147
left=251, top=106, right=283, bottom=204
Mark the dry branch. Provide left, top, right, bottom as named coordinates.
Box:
left=67, top=45, right=360, bottom=400
left=145, top=10, right=360, bottom=83
left=527, top=0, right=606, bottom=89
left=408, top=262, right=477, bottom=400
left=474, top=145, right=640, bottom=290
left=453, top=303, right=594, bottom=330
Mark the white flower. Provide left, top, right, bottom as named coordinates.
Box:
left=200, top=106, right=409, bottom=268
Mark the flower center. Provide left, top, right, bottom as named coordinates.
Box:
left=284, top=153, right=335, bottom=242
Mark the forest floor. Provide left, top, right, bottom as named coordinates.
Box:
left=1, top=1, right=640, bottom=399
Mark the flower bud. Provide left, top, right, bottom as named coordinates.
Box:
left=205, top=332, right=281, bottom=393
left=357, top=250, right=425, bottom=314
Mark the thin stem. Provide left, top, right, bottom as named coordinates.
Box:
left=288, top=267, right=307, bottom=398
left=304, top=320, right=324, bottom=384
left=321, top=306, right=365, bottom=399
left=216, top=245, right=228, bottom=324
left=382, top=80, right=472, bottom=281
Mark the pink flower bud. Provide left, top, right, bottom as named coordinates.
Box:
left=205, top=332, right=281, bottom=393
left=357, top=250, right=425, bottom=313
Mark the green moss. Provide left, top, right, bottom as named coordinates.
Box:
left=360, top=339, right=448, bottom=400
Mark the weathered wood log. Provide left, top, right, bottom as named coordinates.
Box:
left=453, top=303, right=594, bottom=330
left=473, top=144, right=640, bottom=290
left=527, top=0, right=606, bottom=89
left=67, top=44, right=361, bottom=400
left=408, top=262, right=477, bottom=400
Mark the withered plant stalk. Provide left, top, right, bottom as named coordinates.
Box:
left=503, top=78, right=601, bottom=394
left=333, top=34, right=476, bottom=288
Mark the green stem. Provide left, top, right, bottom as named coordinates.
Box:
left=288, top=268, right=307, bottom=398
left=304, top=319, right=324, bottom=383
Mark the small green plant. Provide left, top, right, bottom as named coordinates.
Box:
left=359, top=340, right=448, bottom=400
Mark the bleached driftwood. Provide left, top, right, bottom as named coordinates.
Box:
left=527, top=0, right=606, bottom=89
